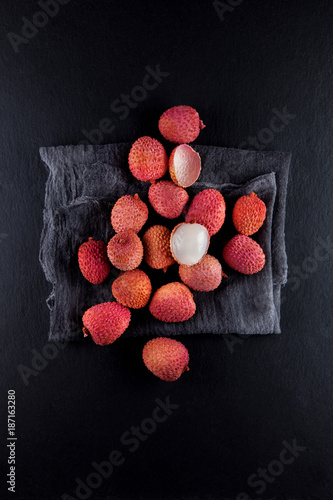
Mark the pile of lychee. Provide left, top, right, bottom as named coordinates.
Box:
left=77, top=106, right=267, bottom=382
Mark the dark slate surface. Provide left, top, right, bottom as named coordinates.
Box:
left=0, top=0, right=332, bottom=499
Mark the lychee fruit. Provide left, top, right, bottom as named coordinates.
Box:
left=222, top=234, right=265, bottom=275
left=107, top=231, right=143, bottom=271
left=232, top=192, right=266, bottom=236
left=111, top=194, right=148, bottom=233
left=128, top=136, right=168, bottom=182
left=170, top=223, right=210, bottom=266
left=158, top=105, right=205, bottom=144
left=185, top=189, right=226, bottom=236
left=78, top=237, right=110, bottom=284
left=112, top=269, right=152, bottom=309
left=142, top=337, right=190, bottom=382
left=82, top=302, right=131, bottom=346
left=143, top=225, right=175, bottom=270
left=179, top=254, right=224, bottom=291
left=149, top=282, right=196, bottom=322
left=169, top=144, right=201, bottom=187
left=148, top=180, right=189, bottom=219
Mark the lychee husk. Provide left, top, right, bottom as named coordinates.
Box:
left=169, top=144, right=201, bottom=188
left=232, top=192, right=266, bottom=236
left=82, top=302, right=131, bottom=345
left=111, top=194, right=148, bottom=233
left=142, top=337, right=190, bottom=382
left=222, top=234, right=265, bottom=275
left=179, top=254, right=223, bottom=291
left=185, top=189, right=226, bottom=236
left=148, top=180, right=189, bottom=219
left=149, top=282, right=196, bottom=322
left=158, top=105, right=205, bottom=144
left=107, top=230, right=143, bottom=271
left=143, top=225, right=175, bottom=270
left=112, top=269, right=152, bottom=309
left=128, top=136, right=168, bottom=182
left=78, top=237, right=110, bottom=284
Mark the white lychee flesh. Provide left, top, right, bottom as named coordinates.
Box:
left=171, top=145, right=201, bottom=187
left=170, top=223, right=209, bottom=266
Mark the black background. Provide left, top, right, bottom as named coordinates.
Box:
left=0, top=1, right=332, bottom=499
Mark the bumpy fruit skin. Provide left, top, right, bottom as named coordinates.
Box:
left=185, top=189, right=226, bottom=236
left=128, top=136, right=168, bottom=182
left=112, top=269, right=152, bottom=309
left=143, top=225, right=175, bottom=270
left=111, top=194, right=148, bottom=233
left=149, top=282, right=196, bottom=322
left=179, top=255, right=222, bottom=291
left=82, top=302, right=131, bottom=346
left=148, top=181, right=189, bottom=219
left=222, top=235, right=265, bottom=275
left=78, top=238, right=110, bottom=284
left=142, top=337, right=190, bottom=382
left=107, top=231, right=143, bottom=271
left=158, top=105, right=205, bottom=144
left=232, top=192, right=266, bottom=236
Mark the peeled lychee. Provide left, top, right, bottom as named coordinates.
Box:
left=82, top=302, right=131, bottom=345
left=158, top=105, right=205, bottom=144
left=128, top=136, right=168, bottom=182
left=223, top=234, right=265, bottom=275
left=78, top=237, right=110, bottom=284
left=111, top=194, right=148, bottom=233
left=149, top=282, right=196, bottom=322
left=232, top=192, right=266, bottom=236
left=169, top=144, right=201, bottom=187
left=148, top=180, right=189, bottom=219
left=112, top=269, right=152, bottom=309
left=170, top=223, right=210, bottom=266
left=142, top=337, right=190, bottom=382
left=107, top=231, right=143, bottom=271
left=185, top=189, right=226, bottom=236
left=179, top=254, right=223, bottom=291
left=143, top=225, right=175, bottom=270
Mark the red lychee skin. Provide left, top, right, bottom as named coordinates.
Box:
left=158, top=105, right=205, bottom=144
left=232, top=192, right=266, bottom=236
left=128, top=136, right=168, bottom=182
left=149, top=282, right=196, bottom=322
left=82, top=302, right=131, bottom=346
left=107, top=231, right=143, bottom=271
left=78, top=238, right=110, bottom=284
left=222, top=235, right=265, bottom=275
left=143, top=225, right=175, bottom=270
left=112, top=269, right=152, bottom=309
left=179, top=255, right=223, bottom=291
left=148, top=181, right=189, bottom=219
left=111, top=194, right=148, bottom=233
left=142, top=337, right=190, bottom=382
left=185, top=189, right=226, bottom=236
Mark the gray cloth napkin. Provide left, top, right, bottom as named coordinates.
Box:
left=39, top=143, right=291, bottom=342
